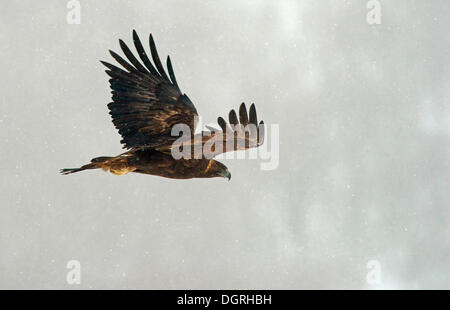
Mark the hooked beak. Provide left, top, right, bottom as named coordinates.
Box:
left=224, top=170, right=231, bottom=181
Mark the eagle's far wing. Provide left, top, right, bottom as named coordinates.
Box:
left=176, top=103, right=264, bottom=158
left=101, top=30, right=198, bottom=150
left=214, top=103, right=265, bottom=155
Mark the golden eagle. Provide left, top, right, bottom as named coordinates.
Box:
left=61, top=31, right=264, bottom=180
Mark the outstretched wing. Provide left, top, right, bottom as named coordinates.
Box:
left=212, top=103, right=265, bottom=156
left=101, top=30, right=198, bottom=150
left=174, top=103, right=264, bottom=158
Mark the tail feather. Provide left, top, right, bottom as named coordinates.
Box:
left=91, top=156, right=113, bottom=163
left=60, top=154, right=132, bottom=175
left=60, top=168, right=85, bottom=175
left=60, top=161, right=100, bottom=175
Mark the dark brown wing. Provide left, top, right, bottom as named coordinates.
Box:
left=174, top=103, right=264, bottom=158
left=212, top=102, right=264, bottom=155
left=101, top=30, right=198, bottom=150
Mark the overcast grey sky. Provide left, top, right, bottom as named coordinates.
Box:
left=0, top=1, right=449, bottom=289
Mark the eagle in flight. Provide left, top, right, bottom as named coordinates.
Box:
left=61, top=31, right=265, bottom=180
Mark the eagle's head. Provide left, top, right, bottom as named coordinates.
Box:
left=205, top=160, right=231, bottom=181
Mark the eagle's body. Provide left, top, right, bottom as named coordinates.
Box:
left=62, top=149, right=229, bottom=180
left=61, top=31, right=264, bottom=180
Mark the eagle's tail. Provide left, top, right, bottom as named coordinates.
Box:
left=60, top=167, right=85, bottom=175
left=60, top=156, right=114, bottom=175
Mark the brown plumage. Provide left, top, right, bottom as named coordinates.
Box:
left=61, top=31, right=265, bottom=180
